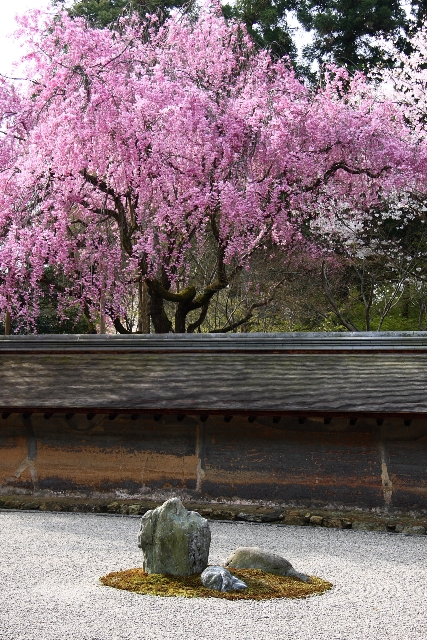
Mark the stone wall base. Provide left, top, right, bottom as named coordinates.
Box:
left=1, top=495, right=426, bottom=535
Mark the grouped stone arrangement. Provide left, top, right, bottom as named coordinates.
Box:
left=136, top=497, right=310, bottom=593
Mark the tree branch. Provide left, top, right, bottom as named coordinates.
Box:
left=112, top=317, right=131, bottom=334
left=307, top=162, right=392, bottom=193
left=211, top=278, right=286, bottom=333
left=186, top=303, right=210, bottom=333
left=321, top=261, right=360, bottom=332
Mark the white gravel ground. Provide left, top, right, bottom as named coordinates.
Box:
left=0, top=511, right=426, bottom=640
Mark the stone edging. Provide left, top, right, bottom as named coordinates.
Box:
left=0, top=497, right=426, bottom=535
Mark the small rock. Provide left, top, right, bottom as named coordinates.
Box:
left=39, top=502, right=62, bottom=511
left=261, top=512, right=282, bottom=523
left=224, top=547, right=309, bottom=582
left=201, top=566, right=247, bottom=592
left=107, top=502, right=120, bottom=513
left=402, top=526, right=426, bottom=535
left=237, top=511, right=281, bottom=523
left=49, top=503, right=62, bottom=512
left=237, top=513, right=262, bottom=523
left=210, top=510, right=235, bottom=520
left=352, top=521, right=386, bottom=532
left=281, top=512, right=306, bottom=526
left=237, top=512, right=253, bottom=521
left=90, top=505, right=102, bottom=513
left=137, top=497, right=211, bottom=576
left=351, top=522, right=369, bottom=531
left=323, top=518, right=342, bottom=529
left=310, top=515, right=323, bottom=526
left=2, top=500, right=21, bottom=509
left=128, top=504, right=141, bottom=515
left=25, top=502, right=41, bottom=511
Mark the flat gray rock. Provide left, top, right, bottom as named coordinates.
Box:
left=225, top=546, right=309, bottom=582
left=137, top=497, right=210, bottom=576
left=200, top=566, right=248, bottom=592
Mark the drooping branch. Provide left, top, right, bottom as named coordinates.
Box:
left=354, top=265, right=375, bottom=331
left=81, top=169, right=118, bottom=200
left=211, top=278, right=286, bottom=333
left=186, top=302, right=210, bottom=333
left=112, top=317, right=130, bottom=334
left=307, top=161, right=392, bottom=193
left=321, top=261, right=360, bottom=332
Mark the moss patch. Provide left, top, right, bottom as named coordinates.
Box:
left=100, top=567, right=333, bottom=600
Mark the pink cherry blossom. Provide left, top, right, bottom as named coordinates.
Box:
left=0, top=4, right=417, bottom=332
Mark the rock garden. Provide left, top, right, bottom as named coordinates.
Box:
left=100, top=497, right=332, bottom=600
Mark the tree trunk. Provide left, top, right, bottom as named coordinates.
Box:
left=4, top=311, right=11, bottom=336
left=138, top=280, right=150, bottom=333
left=148, top=287, right=173, bottom=333
left=175, top=303, right=188, bottom=333
left=100, top=293, right=106, bottom=334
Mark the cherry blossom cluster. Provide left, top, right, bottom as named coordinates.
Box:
left=0, top=3, right=418, bottom=328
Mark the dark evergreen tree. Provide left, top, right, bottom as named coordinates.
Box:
left=53, top=0, right=189, bottom=28
left=222, top=1, right=298, bottom=61
left=58, top=2, right=427, bottom=75
left=410, top=0, right=427, bottom=30
left=297, top=1, right=406, bottom=72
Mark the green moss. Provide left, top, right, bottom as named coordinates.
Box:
left=100, top=567, right=333, bottom=600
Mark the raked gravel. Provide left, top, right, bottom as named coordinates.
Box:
left=0, top=510, right=426, bottom=640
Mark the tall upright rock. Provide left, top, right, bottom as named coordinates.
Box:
left=137, top=497, right=211, bottom=576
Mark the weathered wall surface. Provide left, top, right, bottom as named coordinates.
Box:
left=1, top=413, right=426, bottom=513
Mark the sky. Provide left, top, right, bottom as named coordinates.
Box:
left=0, top=1, right=311, bottom=76
left=0, top=0, right=52, bottom=76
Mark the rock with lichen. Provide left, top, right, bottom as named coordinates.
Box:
left=137, top=497, right=211, bottom=576
left=224, top=546, right=309, bottom=582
